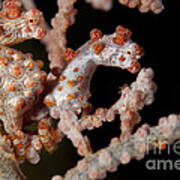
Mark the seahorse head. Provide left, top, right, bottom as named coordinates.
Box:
left=22, top=8, right=45, bottom=39
left=0, top=0, right=45, bottom=45
left=90, top=26, right=144, bottom=74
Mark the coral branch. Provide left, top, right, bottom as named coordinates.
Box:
left=0, top=45, right=46, bottom=134
left=53, top=114, right=180, bottom=180
left=20, top=0, right=36, bottom=10
left=85, top=0, right=164, bottom=14
left=43, top=0, right=77, bottom=70
left=79, top=68, right=157, bottom=139
left=119, top=0, right=164, bottom=14
left=0, top=134, right=26, bottom=180
left=85, top=0, right=113, bottom=11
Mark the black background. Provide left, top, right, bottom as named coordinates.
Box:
left=20, top=0, right=180, bottom=180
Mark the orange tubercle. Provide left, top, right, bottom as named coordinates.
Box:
left=78, top=96, right=83, bottom=102
left=0, top=57, right=8, bottom=66
left=39, top=121, right=49, bottom=130
left=59, top=75, right=66, bottom=81
left=24, top=26, right=32, bottom=33
left=64, top=48, right=76, bottom=62
left=77, top=76, right=83, bottom=81
left=90, top=29, right=103, bottom=41
left=7, top=49, right=14, bottom=55
left=24, top=90, right=32, bottom=97
left=36, top=28, right=46, bottom=39
left=159, top=143, right=167, bottom=150
left=112, top=36, right=127, bottom=46
left=16, top=142, right=24, bottom=150
left=93, top=42, right=105, bottom=54
left=36, top=60, right=44, bottom=69
left=119, top=56, right=126, bottom=62
left=11, top=65, right=21, bottom=77
left=67, top=80, right=75, bottom=87
left=24, top=78, right=34, bottom=88
left=44, top=99, right=56, bottom=107
left=128, top=61, right=141, bottom=73
left=5, top=6, right=21, bottom=20
left=73, top=67, right=79, bottom=73
left=116, top=26, right=132, bottom=40
left=10, top=98, right=24, bottom=111
left=67, top=93, right=75, bottom=100
left=5, top=81, right=15, bottom=92
left=77, top=85, right=83, bottom=90
left=24, top=59, right=34, bottom=68
left=58, top=86, right=63, bottom=91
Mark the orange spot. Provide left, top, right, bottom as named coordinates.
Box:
left=16, top=143, right=24, bottom=149
left=31, top=8, right=38, bottom=16
left=7, top=50, right=14, bottom=55
left=133, top=44, right=144, bottom=56
left=73, top=67, right=79, bottom=72
left=11, top=65, right=21, bottom=77
left=11, top=98, right=24, bottom=111
left=24, top=26, right=31, bottom=33
left=78, top=85, right=83, bottom=90
left=75, top=111, right=79, bottom=115
left=36, top=60, right=44, bottom=69
left=67, top=80, right=75, bottom=87
left=90, top=29, right=102, bottom=41
left=116, top=26, right=128, bottom=33
left=24, top=90, right=32, bottom=97
left=13, top=53, right=21, bottom=61
left=5, top=7, right=21, bottom=20
left=59, top=75, right=66, bottom=81
left=39, top=121, right=49, bottom=129
left=112, top=36, right=127, bottom=46
left=78, top=96, right=83, bottom=102
left=159, top=143, right=167, bottom=150
left=119, top=56, right=126, bottom=62
left=77, top=76, right=83, bottom=81
left=67, top=94, right=75, bottom=100
left=24, top=60, right=34, bottom=68
left=0, top=57, right=8, bottom=66
left=33, top=72, right=41, bottom=79
left=128, top=61, right=141, bottom=73
left=64, top=48, right=76, bottom=62
left=40, top=71, right=47, bottom=83
left=24, top=78, right=34, bottom=88
left=58, top=86, right=62, bottom=91
left=10, top=123, right=14, bottom=130
left=93, top=42, right=105, bottom=54
left=116, top=26, right=132, bottom=40
left=5, top=82, right=15, bottom=92
left=44, top=99, right=55, bottom=107
left=36, top=28, right=45, bottom=39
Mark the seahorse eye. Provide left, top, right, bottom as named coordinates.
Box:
left=127, top=50, right=131, bottom=55
left=28, top=18, right=35, bottom=24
